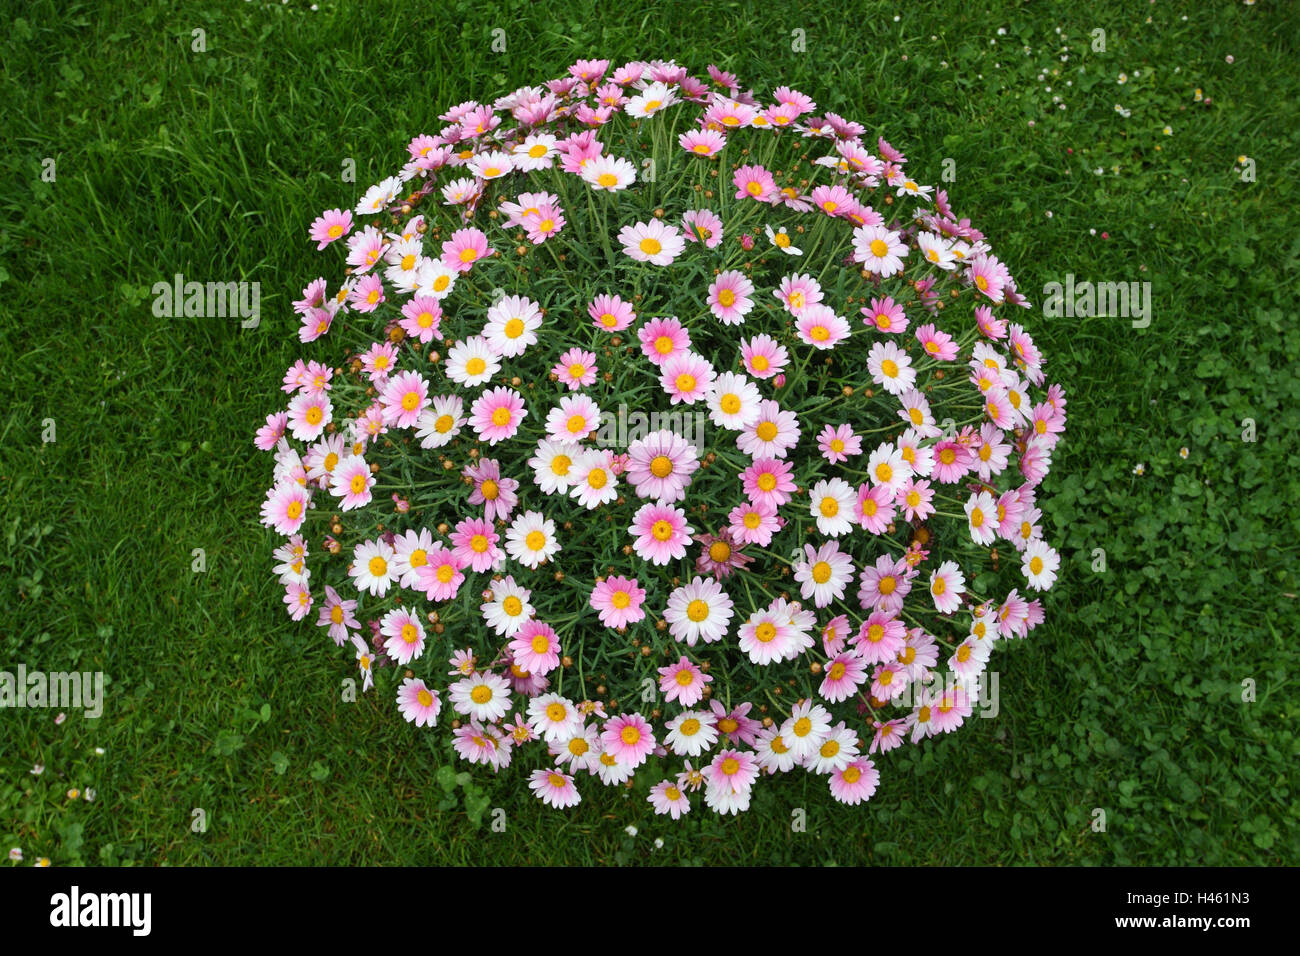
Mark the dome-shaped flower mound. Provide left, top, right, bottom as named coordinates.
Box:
left=258, top=57, right=1066, bottom=817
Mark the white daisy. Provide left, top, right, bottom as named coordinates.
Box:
left=349, top=538, right=396, bottom=597
left=415, top=395, right=466, bottom=449
left=765, top=224, right=803, bottom=255
left=505, top=510, right=560, bottom=569
left=706, top=372, right=762, bottom=431
left=512, top=134, right=558, bottom=172
left=581, top=154, right=637, bottom=191
left=625, top=81, right=677, bottom=119
left=449, top=672, right=511, bottom=723
left=527, top=693, right=583, bottom=742
left=793, top=541, right=854, bottom=608
left=445, top=336, right=501, bottom=388
left=803, top=722, right=859, bottom=775
left=483, top=295, right=543, bottom=358
left=528, top=439, right=582, bottom=496
left=663, top=576, right=734, bottom=646
left=664, top=711, right=719, bottom=758
left=480, top=576, right=534, bottom=637
left=866, top=443, right=913, bottom=495
left=415, top=259, right=458, bottom=299
left=867, top=340, right=916, bottom=396
left=809, top=478, right=858, bottom=537
left=780, top=700, right=832, bottom=760
left=568, top=450, right=619, bottom=510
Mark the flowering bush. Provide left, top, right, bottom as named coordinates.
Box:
left=257, top=58, right=1066, bottom=816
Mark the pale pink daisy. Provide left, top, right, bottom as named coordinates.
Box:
left=529, top=768, right=581, bottom=808
left=707, top=749, right=760, bottom=794
left=796, top=305, right=850, bottom=349
left=415, top=395, right=467, bottom=449
left=629, top=502, right=693, bottom=565
left=794, top=541, right=854, bottom=608
left=648, top=780, right=691, bottom=818
left=896, top=477, right=936, bottom=524
left=260, top=481, right=310, bottom=535
left=805, top=722, right=859, bottom=775
left=852, top=224, right=908, bottom=277
left=390, top=526, right=435, bottom=589
left=965, top=490, right=999, bottom=546
left=254, top=411, right=288, bottom=451
left=738, top=607, right=798, bottom=665
left=325, top=456, right=371, bottom=511
left=527, top=693, right=583, bottom=743
left=680, top=128, right=726, bottom=158
left=380, top=370, right=430, bottom=429
left=1021, top=539, right=1060, bottom=591
left=774, top=273, right=823, bottom=315
left=866, top=341, right=915, bottom=396
left=287, top=391, right=331, bottom=442
left=857, top=553, right=912, bottom=613
left=681, top=208, right=723, bottom=247
left=870, top=662, right=909, bottom=701
left=870, top=719, right=907, bottom=755
left=465, top=458, right=518, bottom=521
left=590, top=575, right=647, bottom=629
left=929, top=560, right=966, bottom=614
left=658, top=656, right=712, bottom=707
left=316, top=585, right=357, bottom=646
left=359, top=341, right=399, bottom=383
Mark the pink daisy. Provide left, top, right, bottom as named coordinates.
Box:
left=441, top=227, right=493, bottom=273
left=853, top=611, right=907, bottom=665
left=415, top=544, right=466, bottom=602
left=740, top=457, right=796, bottom=507
left=545, top=394, right=601, bottom=443
left=309, top=208, right=353, bottom=249
left=726, top=496, right=780, bottom=547
left=469, top=387, right=527, bottom=445
left=862, top=295, right=908, bottom=334
left=707, top=748, right=760, bottom=794
left=316, top=585, right=358, bottom=646
left=681, top=208, right=723, bottom=247
left=359, top=341, right=399, bottom=383
left=348, top=274, right=385, bottom=313
left=660, top=351, right=715, bottom=405
left=399, top=296, right=443, bottom=343
left=817, top=424, right=862, bottom=464
left=732, top=164, right=777, bottom=202
left=552, top=348, right=597, bottom=389
left=740, top=334, right=789, bottom=380
left=638, top=317, right=691, bottom=367
left=449, top=516, right=503, bottom=573
left=820, top=650, right=868, bottom=703
left=829, top=758, right=879, bottom=805
left=679, top=128, right=727, bottom=158
left=857, top=554, right=912, bottom=613
left=330, top=456, right=374, bottom=511
left=396, top=677, right=441, bottom=728
left=852, top=224, right=908, bottom=277
left=590, top=575, right=648, bottom=629
left=648, top=779, right=691, bottom=818
left=707, top=270, right=754, bottom=325
left=380, top=608, right=427, bottom=665
left=796, top=305, right=850, bottom=349
left=626, top=429, right=699, bottom=502
left=287, top=391, right=331, bottom=442
left=601, top=713, right=656, bottom=768
left=260, top=481, right=310, bottom=536
left=588, top=293, right=636, bottom=332
left=508, top=620, right=562, bottom=675
left=916, top=323, right=959, bottom=361
left=629, top=502, right=693, bottom=565
left=465, top=458, right=518, bottom=522
left=774, top=273, right=823, bottom=315
left=658, top=656, right=713, bottom=707
left=254, top=411, right=288, bottom=451
left=380, top=370, right=430, bottom=429
left=897, top=477, right=936, bottom=524
left=282, top=581, right=312, bottom=621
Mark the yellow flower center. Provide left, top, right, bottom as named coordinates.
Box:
left=686, top=599, right=710, bottom=622
left=502, top=596, right=523, bottom=616
left=368, top=556, right=387, bottom=577
left=709, top=541, right=731, bottom=563
left=639, top=237, right=662, bottom=256
left=525, top=530, right=547, bottom=551
left=465, top=357, right=487, bottom=376
left=470, top=685, right=493, bottom=704
left=812, top=561, right=832, bottom=584
left=491, top=407, right=512, bottom=427
left=870, top=238, right=889, bottom=258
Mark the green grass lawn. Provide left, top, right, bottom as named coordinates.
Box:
left=1, top=0, right=1297, bottom=865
